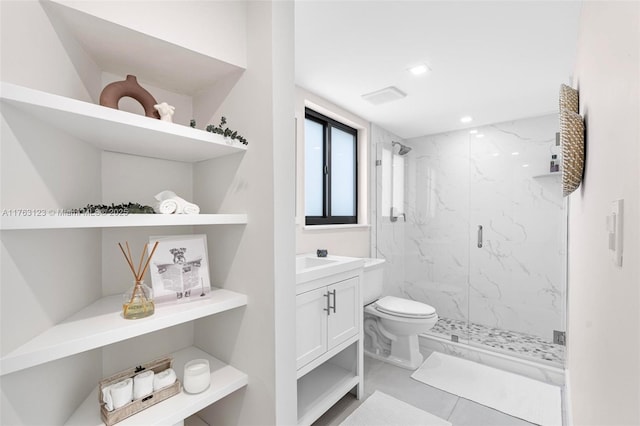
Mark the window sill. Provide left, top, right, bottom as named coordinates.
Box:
left=302, top=224, right=370, bottom=231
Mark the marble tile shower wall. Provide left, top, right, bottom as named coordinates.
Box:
left=403, top=114, right=566, bottom=341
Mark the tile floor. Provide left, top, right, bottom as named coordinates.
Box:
left=313, top=352, right=560, bottom=426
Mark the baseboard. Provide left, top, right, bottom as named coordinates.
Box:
left=419, top=333, right=565, bottom=386
left=563, top=369, right=573, bottom=426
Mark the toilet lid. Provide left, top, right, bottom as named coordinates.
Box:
left=374, top=296, right=437, bottom=319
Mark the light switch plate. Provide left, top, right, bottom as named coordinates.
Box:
left=607, top=199, right=624, bottom=266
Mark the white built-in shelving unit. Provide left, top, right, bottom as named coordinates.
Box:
left=0, top=2, right=251, bottom=424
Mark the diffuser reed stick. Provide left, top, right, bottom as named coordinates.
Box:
left=119, top=241, right=158, bottom=319
left=139, top=242, right=159, bottom=283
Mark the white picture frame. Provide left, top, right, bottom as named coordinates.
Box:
left=147, top=234, right=211, bottom=304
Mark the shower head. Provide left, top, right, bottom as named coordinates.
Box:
left=392, top=141, right=412, bottom=155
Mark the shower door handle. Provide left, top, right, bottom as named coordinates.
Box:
left=477, top=225, right=483, bottom=248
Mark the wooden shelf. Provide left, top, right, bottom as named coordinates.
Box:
left=0, top=213, right=248, bottom=230
left=297, top=362, right=359, bottom=426
left=65, top=346, right=248, bottom=426
left=0, top=288, right=247, bottom=376
left=1, top=82, right=247, bottom=163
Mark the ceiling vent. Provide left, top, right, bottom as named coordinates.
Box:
left=361, top=86, right=407, bottom=105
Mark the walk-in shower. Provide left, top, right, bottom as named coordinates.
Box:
left=373, top=115, right=567, bottom=369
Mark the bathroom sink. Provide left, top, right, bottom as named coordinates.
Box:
left=296, top=253, right=365, bottom=285
left=296, top=256, right=338, bottom=271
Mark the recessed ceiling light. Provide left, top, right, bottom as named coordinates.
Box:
left=476, top=134, right=485, bottom=138
left=469, top=129, right=478, bottom=134
left=522, top=164, right=529, bottom=168
left=512, top=152, right=520, bottom=156
left=460, top=116, right=473, bottom=123
left=408, top=64, right=430, bottom=76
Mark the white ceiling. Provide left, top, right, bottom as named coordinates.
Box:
left=295, top=1, right=582, bottom=139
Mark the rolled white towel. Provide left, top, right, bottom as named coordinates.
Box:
left=102, top=378, right=133, bottom=411
left=154, top=190, right=179, bottom=214
left=154, top=199, right=179, bottom=214
left=154, top=190, right=200, bottom=214
left=133, top=370, right=154, bottom=400
left=153, top=368, right=177, bottom=391
left=180, top=200, right=200, bottom=214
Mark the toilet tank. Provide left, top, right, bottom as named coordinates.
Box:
left=363, top=258, right=386, bottom=305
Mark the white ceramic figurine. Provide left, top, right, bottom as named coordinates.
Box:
left=154, top=102, right=175, bottom=122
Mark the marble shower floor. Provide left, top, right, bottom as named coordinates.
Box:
left=429, top=317, right=566, bottom=365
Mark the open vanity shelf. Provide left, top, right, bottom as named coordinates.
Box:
left=65, top=346, right=248, bottom=426
left=297, top=358, right=359, bottom=426
left=0, top=288, right=247, bottom=376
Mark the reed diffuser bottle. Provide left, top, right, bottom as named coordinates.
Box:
left=119, top=241, right=159, bottom=320
left=123, top=280, right=154, bottom=319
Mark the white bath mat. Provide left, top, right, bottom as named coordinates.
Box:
left=411, top=352, right=562, bottom=426
left=340, top=390, right=451, bottom=426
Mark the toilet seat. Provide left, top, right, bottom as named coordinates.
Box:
left=374, top=296, right=437, bottom=319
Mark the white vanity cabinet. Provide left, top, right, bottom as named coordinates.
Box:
left=295, top=255, right=364, bottom=426
left=296, top=276, right=359, bottom=370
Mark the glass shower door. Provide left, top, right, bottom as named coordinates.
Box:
left=466, top=116, right=567, bottom=364
left=399, top=131, right=472, bottom=344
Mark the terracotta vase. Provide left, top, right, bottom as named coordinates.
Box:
left=100, top=75, right=160, bottom=119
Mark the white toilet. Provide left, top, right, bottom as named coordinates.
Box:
left=363, top=258, right=438, bottom=370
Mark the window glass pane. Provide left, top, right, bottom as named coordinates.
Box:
left=305, top=119, right=324, bottom=216
left=330, top=127, right=356, bottom=216
left=381, top=147, right=391, bottom=216
left=392, top=154, right=405, bottom=215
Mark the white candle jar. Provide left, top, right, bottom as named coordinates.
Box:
left=183, top=359, right=210, bottom=394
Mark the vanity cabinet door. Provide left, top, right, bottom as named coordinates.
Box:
left=327, top=277, right=359, bottom=351
left=296, top=287, right=328, bottom=369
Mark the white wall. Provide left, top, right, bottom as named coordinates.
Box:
left=295, top=87, right=371, bottom=257
left=567, top=2, right=640, bottom=425
left=193, top=2, right=296, bottom=425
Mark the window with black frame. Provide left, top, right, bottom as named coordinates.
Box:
left=304, top=108, right=358, bottom=225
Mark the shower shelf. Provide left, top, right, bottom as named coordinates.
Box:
left=533, top=172, right=561, bottom=178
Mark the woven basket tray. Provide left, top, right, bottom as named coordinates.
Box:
left=99, top=356, right=181, bottom=425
